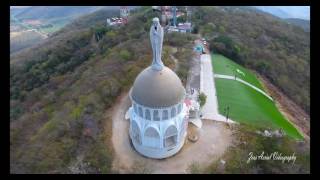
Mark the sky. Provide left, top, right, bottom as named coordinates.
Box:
left=255, top=6, right=310, bottom=20
left=11, top=6, right=310, bottom=20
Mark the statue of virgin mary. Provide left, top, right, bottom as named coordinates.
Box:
left=150, top=17, right=164, bottom=71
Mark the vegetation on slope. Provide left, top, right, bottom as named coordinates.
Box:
left=192, top=6, right=310, bottom=113
left=10, top=6, right=309, bottom=173
left=10, top=7, right=195, bottom=173
left=187, top=124, right=310, bottom=174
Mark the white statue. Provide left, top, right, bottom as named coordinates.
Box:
left=150, top=17, right=164, bottom=71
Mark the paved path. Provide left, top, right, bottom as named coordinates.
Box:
left=214, top=74, right=274, bottom=101
left=200, top=54, right=236, bottom=124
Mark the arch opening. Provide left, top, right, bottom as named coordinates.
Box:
left=144, top=127, right=160, bottom=148
left=164, top=125, right=178, bottom=148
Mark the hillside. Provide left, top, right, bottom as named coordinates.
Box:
left=284, top=18, right=310, bottom=32
left=10, top=30, right=46, bottom=54
left=192, top=6, right=310, bottom=114
left=10, top=6, right=309, bottom=173
left=10, top=7, right=195, bottom=173
left=254, top=6, right=310, bottom=20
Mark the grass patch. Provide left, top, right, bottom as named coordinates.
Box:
left=215, top=78, right=302, bottom=140
left=213, top=54, right=303, bottom=140
left=212, top=53, right=264, bottom=90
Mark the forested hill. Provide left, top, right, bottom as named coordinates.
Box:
left=192, top=6, right=309, bottom=113
left=10, top=6, right=309, bottom=173
left=10, top=7, right=195, bottom=173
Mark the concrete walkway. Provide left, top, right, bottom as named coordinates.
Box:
left=214, top=74, right=274, bottom=101
left=200, top=54, right=236, bottom=124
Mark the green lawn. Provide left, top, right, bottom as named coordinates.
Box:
left=212, top=53, right=264, bottom=90
left=212, top=54, right=303, bottom=140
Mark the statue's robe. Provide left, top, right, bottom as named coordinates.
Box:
left=150, top=21, right=164, bottom=71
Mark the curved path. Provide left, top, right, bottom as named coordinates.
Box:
left=214, top=74, right=274, bottom=101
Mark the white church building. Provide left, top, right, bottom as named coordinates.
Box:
left=128, top=17, right=189, bottom=159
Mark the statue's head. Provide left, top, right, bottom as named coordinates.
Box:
left=152, top=17, right=160, bottom=28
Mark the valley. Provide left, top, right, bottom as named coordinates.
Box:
left=10, top=6, right=113, bottom=55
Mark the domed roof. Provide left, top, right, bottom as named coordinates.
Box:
left=130, top=66, right=185, bottom=108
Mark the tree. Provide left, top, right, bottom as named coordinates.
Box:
left=256, top=61, right=270, bottom=75
left=192, top=25, right=199, bottom=34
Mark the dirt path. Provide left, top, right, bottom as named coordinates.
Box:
left=110, top=92, right=134, bottom=173
left=111, top=92, right=234, bottom=174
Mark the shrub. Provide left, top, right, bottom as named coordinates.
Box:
left=119, top=49, right=132, bottom=61
left=198, top=92, right=207, bottom=107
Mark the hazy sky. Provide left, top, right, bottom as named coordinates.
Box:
left=11, top=6, right=310, bottom=20
left=255, top=6, right=310, bottom=20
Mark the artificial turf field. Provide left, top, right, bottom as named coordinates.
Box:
left=212, top=53, right=303, bottom=140
left=212, top=54, right=264, bottom=90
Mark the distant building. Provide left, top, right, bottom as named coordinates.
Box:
left=106, top=17, right=126, bottom=26
left=168, top=22, right=192, bottom=33
left=107, top=6, right=129, bottom=26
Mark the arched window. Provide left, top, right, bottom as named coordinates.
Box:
left=153, top=110, right=160, bottom=121
left=144, top=127, right=160, bottom=148
left=131, top=121, right=141, bottom=145
left=162, top=110, right=169, bottom=120
left=133, top=103, right=138, bottom=114
left=145, top=109, right=151, bottom=120
left=171, top=107, right=176, bottom=118
left=177, top=104, right=182, bottom=114
left=164, top=125, right=178, bottom=148
left=138, top=107, right=143, bottom=118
